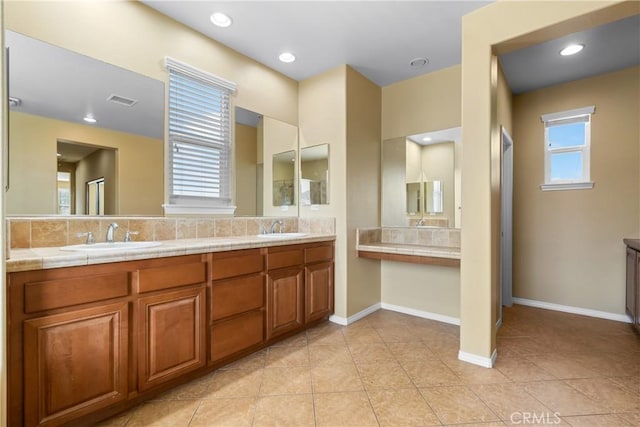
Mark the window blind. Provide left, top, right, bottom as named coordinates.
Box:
left=165, top=58, right=236, bottom=206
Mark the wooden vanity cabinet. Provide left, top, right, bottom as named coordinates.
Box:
left=266, top=246, right=305, bottom=339
left=305, top=243, right=334, bottom=323
left=8, top=241, right=334, bottom=426
left=210, top=249, right=266, bottom=363
left=8, top=266, right=132, bottom=427
left=625, top=244, right=640, bottom=332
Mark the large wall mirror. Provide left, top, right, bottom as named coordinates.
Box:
left=6, top=30, right=165, bottom=216
left=234, top=107, right=299, bottom=217
left=382, top=127, right=461, bottom=228
left=300, top=144, right=329, bottom=206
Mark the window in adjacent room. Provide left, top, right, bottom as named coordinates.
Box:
left=540, top=106, right=595, bottom=191
left=164, top=57, right=237, bottom=214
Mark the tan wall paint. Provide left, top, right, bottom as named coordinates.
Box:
left=382, top=65, right=461, bottom=140
left=406, top=140, right=422, bottom=183
left=299, top=65, right=348, bottom=317
left=381, top=262, right=460, bottom=318
left=495, top=62, right=513, bottom=325
left=345, top=66, right=382, bottom=316
left=461, top=0, right=637, bottom=360
left=235, top=123, right=258, bottom=216
left=513, top=66, right=639, bottom=315
left=5, top=1, right=298, bottom=125
left=381, top=137, right=409, bottom=227
left=8, top=112, right=163, bottom=215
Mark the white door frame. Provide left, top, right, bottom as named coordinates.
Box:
left=500, top=127, right=514, bottom=326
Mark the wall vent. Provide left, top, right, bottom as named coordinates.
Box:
left=107, top=94, right=138, bottom=107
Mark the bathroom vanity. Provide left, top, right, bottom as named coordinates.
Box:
left=6, top=236, right=334, bottom=426
left=624, top=239, right=640, bottom=332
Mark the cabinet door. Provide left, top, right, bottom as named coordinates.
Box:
left=626, top=248, right=636, bottom=321
left=305, top=262, right=334, bottom=323
left=266, top=267, right=304, bottom=339
left=636, top=253, right=640, bottom=331
left=23, top=302, right=128, bottom=427
left=138, top=286, right=206, bottom=391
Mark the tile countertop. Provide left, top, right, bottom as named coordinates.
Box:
left=357, top=242, right=460, bottom=260
left=624, top=238, right=640, bottom=252
left=7, top=234, right=336, bottom=273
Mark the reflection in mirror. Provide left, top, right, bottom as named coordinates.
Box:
left=272, top=151, right=296, bottom=206
left=300, top=144, right=329, bottom=205
left=5, top=30, right=164, bottom=216
left=382, top=127, right=461, bottom=228
left=234, top=106, right=263, bottom=216
left=425, top=181, right=443, bottom=214
left=406, top=183, right=421, bottom=214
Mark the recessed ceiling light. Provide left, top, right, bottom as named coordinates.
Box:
left=279, top=52, right=296, bottom=63
left=410, top=57, right=429, bottom=68
left=56, top=153, right=62, bottom=157
left=83, top=116, right=96, bottom=124
left=422, top=137, right=432, bottom=142
left=560, top=44, right=584, bottom=56
left=210, top=12, right=232, bottom=28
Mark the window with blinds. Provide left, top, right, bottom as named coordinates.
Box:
left=165, top=58, right=237, bottom=210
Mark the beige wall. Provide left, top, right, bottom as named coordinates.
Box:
left=235, top=123, right=257, bottom=216
left=381, top=137, right=408, bottom=227
left=513, top=66, right=639, bottom=315
left=5, top=1, right=298, bottom=126
left=345, top=66, right=382, bottom=316
left=75, top=148, right=116, bottom=215
left=382, top=65, right=461, bottom=140
left=460, top=0, right=638, bottom=362
left=262, top=117, right=298, bottom=217
left=299, top=66, right=348, bottom=316
left=382, top=262, right=460, bottom=319
left=7, top=112, right=163, bottom=215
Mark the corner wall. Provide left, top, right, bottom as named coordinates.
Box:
left=460, top=0, right=638, bottom=363
left=513, top=66, right=639, bottom=315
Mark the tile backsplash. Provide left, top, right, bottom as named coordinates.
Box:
left=357, top=226, right=460, bottom=248
left=7, top=216, right=336, bottom=250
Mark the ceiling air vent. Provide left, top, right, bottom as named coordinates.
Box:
left=107, top=94, right=138, bottom=107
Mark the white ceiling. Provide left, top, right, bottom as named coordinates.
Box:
left=141, top=0, right=491, bottom=87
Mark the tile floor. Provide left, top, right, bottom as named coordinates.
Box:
left=100, top=305, right=639, bottom=426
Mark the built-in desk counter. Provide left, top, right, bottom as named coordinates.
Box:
left=356, top=227, right=460, bottom=267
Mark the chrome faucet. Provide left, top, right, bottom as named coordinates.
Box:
left=105, top=222, right=119, bottom=243
left=270, top=220, right=284, bottom=234
left=416, top=218, right=425, bottom=226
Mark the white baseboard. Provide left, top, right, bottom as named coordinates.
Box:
left=458, top=348, right=497, bottom=368
left=329, top=303, right=381, bottom=326
left=512, top=297, right=632, bottom=323
left=381, top=302, right=460, bottom=326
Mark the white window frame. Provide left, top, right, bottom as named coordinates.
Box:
left=540, top=105, right=595, bottom=191
left=163, top=57, right=237, bottom=215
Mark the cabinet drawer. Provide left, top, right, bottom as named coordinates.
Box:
left=24, top=272, right=129, bottom=313
left=211, top=311, right=264, bottom=362
left=138, top=262, right=206, bottom=293
left=212, top=249, right=264, bottom=280
left=212, top=275, right=264, bottom=320
left=305, top=244, right=333, bottom=264
left=267, top=248, right=304, bottom=270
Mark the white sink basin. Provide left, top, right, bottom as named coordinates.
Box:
left=256, top=232, right=308, bottom=239
left=60, top=241, right=162, bottom=252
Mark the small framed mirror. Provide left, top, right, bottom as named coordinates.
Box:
left=300, top=144, right=329, bottom=205
left=272, top=150, right=296, bottom=206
